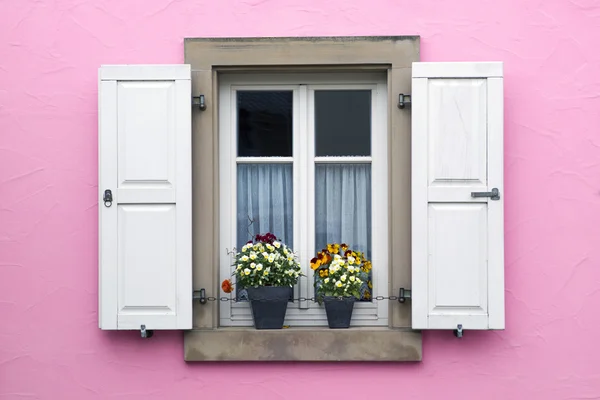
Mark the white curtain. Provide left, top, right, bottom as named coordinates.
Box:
left=236, top=164, right=294, bottom=249
left=315, top=164, right=371, bottom=258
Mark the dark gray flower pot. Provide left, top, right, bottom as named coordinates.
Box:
left=323, top=296, right=355, bottom=329
left=246, top=286, right=291, bottom=329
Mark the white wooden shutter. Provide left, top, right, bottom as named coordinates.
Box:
left=411, top=62, right=504, bottom=330
left=99, top=65, right=192, bottom=330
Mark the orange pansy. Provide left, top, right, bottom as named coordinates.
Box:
left=221, top=279, right=234, bottom=293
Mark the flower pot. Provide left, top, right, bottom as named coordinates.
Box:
left=323, top=296, right=355, bottom=329
left=246, top=286, right=291, bottom=329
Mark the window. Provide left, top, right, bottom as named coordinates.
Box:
left=219, top=73, right=388, bottom=326
left=182, top=36, right=423, bottom=361
left=98, top=38, right=504, bottom=361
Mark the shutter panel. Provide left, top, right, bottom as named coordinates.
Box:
left=99, top=65, right=192, bottom=330
left=411, top=62, right=504, bottom=330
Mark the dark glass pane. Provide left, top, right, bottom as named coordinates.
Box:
left=315, top=90, right=371, bottom=157
left=238, top=91, right=293, bottom=157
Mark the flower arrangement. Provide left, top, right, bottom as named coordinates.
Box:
left=223, top=232, right=302, bottom=292
left=311, top=243, right=372, bottom=300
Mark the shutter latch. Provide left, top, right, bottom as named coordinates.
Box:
left=103, top=189, right=113, bottom=207
left=471, top=188, right=500, bottom=200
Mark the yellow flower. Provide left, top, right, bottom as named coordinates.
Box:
left=364, top=290, right=371, bottom=300
left=362, top=261, right=372, bottom=273
left=319, top=269, right=329, bottom=278
left=327, top=243, right=340, bottom=254
left=368, top=280, right=373, bottom=289
left=310, top=257, right=321, bottom=270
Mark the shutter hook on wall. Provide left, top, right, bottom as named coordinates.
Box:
left=454, top=324, right=463, bottom=338
left=140, top=325, right=154, bottom=338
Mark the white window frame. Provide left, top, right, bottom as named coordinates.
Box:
left=219, top=72, right=388, bottom=327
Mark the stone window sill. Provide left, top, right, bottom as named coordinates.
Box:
left=184, top=327, right=421, bottom=361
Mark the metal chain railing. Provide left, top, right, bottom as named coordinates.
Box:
left=193, top=288, right=411, bottom=304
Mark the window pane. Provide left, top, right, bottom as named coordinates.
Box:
left=237, top=163, right=294, bottom=249
left=315, top=164, right=372, bottom=300
left=238, top=91, right=293, bottom=157
left=236, top=163, right=293, bottom=300
left=315, top=90, right=371, bottom=157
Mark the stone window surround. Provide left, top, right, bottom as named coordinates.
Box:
left=184, top=36, right=421, bottom=361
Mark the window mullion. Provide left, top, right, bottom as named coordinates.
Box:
left=297, top=84, right=311, bottom=309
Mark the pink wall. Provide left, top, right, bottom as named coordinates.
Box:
left=1, top=0, right=600, bottom=398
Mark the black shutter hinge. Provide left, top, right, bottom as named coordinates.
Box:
left=398, top=288, right=411, bottom=303
left=397, top=93, right=411, bottom=109
left=193, top=288, right=207, bottom=304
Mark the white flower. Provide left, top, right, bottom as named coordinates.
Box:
left=340, top=274, right=347, bottom=282
left=241, top=255, right=249, bottom=262
left=250, top=253, right=257, bottom=260
left=242, top=244, right=249, bottom=252
left=357, top=278, right=362, bottom=284
left=349, top=276, right=356, bottom=282
left=244, top=268, right=251, bottom=275
left=348, top=256, right=355, bottom=264
left=250, top=262, right=256, bottom=269
left=335, top=281, right=343, bottom=287
left=253, top=244, right=259, bottom=250
left=288, top=260, right=293, bottom=266
left=324, top=278, right=330, bottom=284
left=236, top=264, right=242, bottom=271
left=347, top=266, right=355, bottom=273
left=256, top=264, right=263, bottom=271
left=268, top=255, right=275, bottom=263
left=263, top=270, right=269, bottom=276
left=273, top=241, right=281, bottom=248
left=334, top=254, right=342, bottom=260
left=262, top=252, right=269, bottom=259
left=283, top=248, right=288, bottom=255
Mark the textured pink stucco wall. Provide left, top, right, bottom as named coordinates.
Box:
left=1, top=0, right=600, bottom=399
